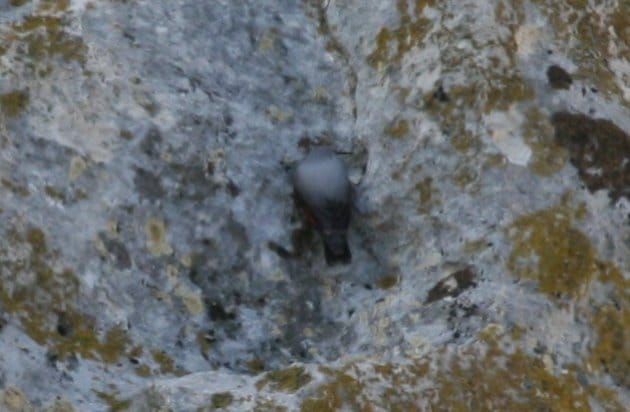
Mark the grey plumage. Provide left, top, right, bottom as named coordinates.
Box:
left=292, top=147, right=352, bottom=265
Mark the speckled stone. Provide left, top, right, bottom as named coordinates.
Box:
left=0, top=0, right=627, bottom=410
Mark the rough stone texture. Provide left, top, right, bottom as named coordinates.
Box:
left=0, top=0, right=628, bottom=411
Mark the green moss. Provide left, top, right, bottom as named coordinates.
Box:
left=506, top=206, right=596, bottom=297
left=256, top=366, right=312, bottom=393
left=211, top=392, right=233, bottom=409
left=0, top=90, right=29, bottom=117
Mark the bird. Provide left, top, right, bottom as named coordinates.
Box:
left=292, top=146, right=352, bottom=265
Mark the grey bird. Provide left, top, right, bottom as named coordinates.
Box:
left=292, top=146, right=352, bottom=265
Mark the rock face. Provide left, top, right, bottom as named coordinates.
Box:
left=0, top=0, right=628, bottom=410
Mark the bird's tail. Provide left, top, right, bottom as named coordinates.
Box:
left=321, top=231, right=351, bottom=266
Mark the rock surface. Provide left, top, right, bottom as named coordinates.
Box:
left=0, top=0, right=628, bottom=410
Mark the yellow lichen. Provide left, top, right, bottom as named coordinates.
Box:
left=589, top=304, right=630, bottom=388
left=68, top=156, right=87, bottom=180
left=300, top=328, right=624, bottom=411
left=376, top=275, right=399, bottom=289
left=383, top=117, right=410, bottom=138
left=1, top=387, right=31, bottom=412
left=145, top=217, right=172, bottom=256
left=522, top=107, right=567, bottom=176
left=0, top=226, right=132, bottom=364
left=366, top=0, right=433, bottom=68
left=151, top=350, right=177, bottom=374
left=93, top=391, right=131, bottom=412
left=9, top=15, right=87, bottom=66
left=1, top=178, right=30, bottom=196
left=415, top=177, right=438, bottom=214
left=0, top=89, right=30, bottom=117
left=211, top=392, right=234, bottom=409
left=506, top=207, right=596, bottom=296
left=530, top=0, right=627, bottom=100
left=301, top=370, right=370, bottom=412
left=256, top=366, right=312, bottom=393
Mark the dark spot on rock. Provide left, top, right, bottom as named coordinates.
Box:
left=298, top=136, right=313, bottom=149
left=119, top=129, right=133, bottom=140
left=226, top=180, right=240, bottom=197
left=207, top=301, right=236, bottom=321
left=460, top=303, right=478, bottom=318
left=134, top=168, right=165, bottom=200
left=56, top=312, right=73, bottom=337
left=290, top=227, right=315, bottom=258
left=123, top=31, right=135, bottom=42
left=425, top=267, right=477, bottom=304
left=576, top=370, right=589, bottom=387
left=47, top=352, right=59, bottom=368
left=139, top=127, right=162, bottom=158
left=233, top=291, right=242, bottom=305
left=376, top=275, right=399, bottom=289
left=223, top=113, right=233, bottom=126
left=551, top=112, right=630, bottom=201
left=206, top=161, right=215, bottom=176
left=267, top=241, right=292, bottom=259
left=590, top=87, right=598, bottom=93
left=129, top=357, right=140, bottom=365
left=363, top=283, right=373, bottom=290
left=432, top=84, right=449, bottom=102
left=546, top=65, right=572, bottom=89
left=99, top=234, right=132, bottom=269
